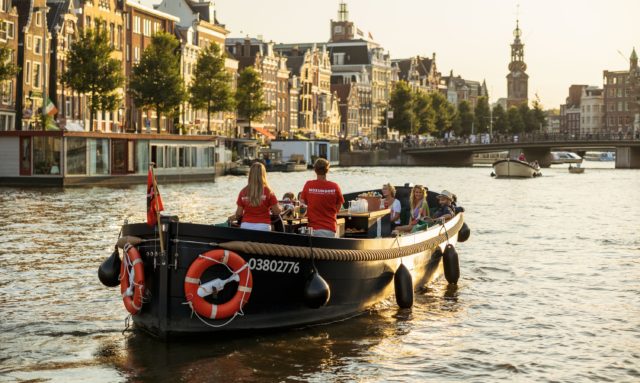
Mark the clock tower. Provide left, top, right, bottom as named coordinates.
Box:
left=506, top=20, right=529, bottom=108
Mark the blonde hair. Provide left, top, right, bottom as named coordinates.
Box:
left=410, top=185, right=428, bottom=218
left=247, top=162, right=270, bottom=207
left=383, top=183, right=396, bottom=197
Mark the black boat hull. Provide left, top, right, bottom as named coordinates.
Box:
left=118, top=214, right=464, bottom=339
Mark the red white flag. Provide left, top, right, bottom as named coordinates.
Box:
left=146, top=167, right=164, bottom=226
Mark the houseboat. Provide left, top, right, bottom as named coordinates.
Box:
left=0, top=131, right=233, bottom=187
left=270, top=139, right=340, bottom=167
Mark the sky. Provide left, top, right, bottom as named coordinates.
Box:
left=151, top=0, right=639, bottom=109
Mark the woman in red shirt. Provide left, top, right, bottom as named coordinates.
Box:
left=234, top=162, right=281, bottom=231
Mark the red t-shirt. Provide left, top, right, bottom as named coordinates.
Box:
left=236, top=186, right=278, bottom=224
left=301, top=179, right=344, bottom=232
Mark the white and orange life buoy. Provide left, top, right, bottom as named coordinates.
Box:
left=184, top=249, right=253, bottom=320
left=120, top=244, right=145, bottom=315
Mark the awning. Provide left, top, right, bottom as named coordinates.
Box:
left=253, top=126, right=275, bottom=140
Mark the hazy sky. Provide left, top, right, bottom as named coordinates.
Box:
left=151, top=0, right=639, bottom=109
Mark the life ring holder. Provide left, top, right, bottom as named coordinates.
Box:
left=184, top=249, right=253, bottom=327
left=120, top=244, right=145, bottom=315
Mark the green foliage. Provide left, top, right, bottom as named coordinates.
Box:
left=388, top=81, right=415, bottom=135
left=413, top=91, right=435, bottom=134
left=531, top=99, right=547, bottom=132
left=507, top=106, right=524, bottom=133
left=130, top=32, right=186, bottom=133
left=189, top=43, right=235, bottom=133
left=457, top=100, right=474, bottom=136
left=492, top=104, right=508, bottom=134
left=0, top=44, right=18, bottom=82
left=62, top=27, right=123, bottom=131
left=429, top=92, right=455, bottom=137
left=474, top=96, right=491, bottom=133
left=235, top=67, right=270, bottom=136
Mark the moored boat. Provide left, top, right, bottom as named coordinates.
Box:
left=99, top=186, right=469, bottom=339
left=491, top=158, right=541, bottom=178
left=568, top=165, right=585, bottom=174
left=551, top=151, right=583, bottom=164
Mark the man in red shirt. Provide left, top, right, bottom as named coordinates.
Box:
left=300, top=158, right=344, bottom=238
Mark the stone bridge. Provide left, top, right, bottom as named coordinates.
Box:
left=339, top=134, right=640, bottom=168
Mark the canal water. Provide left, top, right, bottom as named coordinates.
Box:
left=1, top=162, right=639, bottom=382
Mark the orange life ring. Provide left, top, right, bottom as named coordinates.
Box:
left=184, top=249, right=253, bottom=320
left=120, top=244, right=145, bottom=315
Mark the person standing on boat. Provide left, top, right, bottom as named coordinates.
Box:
left=518, top=152, right=526, bottom=161
left=234, top=162, right=281, bottom=231
left=382, top=183, right=401, bottom=229
left=300, top=158, right=344, bottom=238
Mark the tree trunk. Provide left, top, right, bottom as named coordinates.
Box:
left=207, top=101, right=211, bottom=134
left=156, top=107, right=161, bottom=134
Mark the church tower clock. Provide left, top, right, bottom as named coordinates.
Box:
left=506, top=20, right=529, bottom=108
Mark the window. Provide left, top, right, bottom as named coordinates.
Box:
left=143, top=19, right=151, bottom=36
left=99, top=0, right=110, bottom=10
left=33, top=62, right=41, bottom=88
left=65, top=97, right=71, bottom=118
left=33, top=136, right=62, bottom=175
left=35, top=11, right=41, bottom=27
left=134, top=46, right=139, bottom=63
left=133, top=16, right=140, bottom=34
left=86, top=16, right=91, bottom=28
left=34, top=36, right=42, bottom=55
left=109, top=23, right=115, bottom=48
left=154, top=22, right=161, bottom=33
left=26, top=34, right=32, bottom=50
left=5, top=21, right=14, bottom=39
left=2, top=81, right=12, bottom=104
left=25, top=61, right=31, bottom=84
left=117, top=26, right=122, bottom=49
left=126, top=43, right=130, bottom=61
left=66, top=137, right=87, bottom=175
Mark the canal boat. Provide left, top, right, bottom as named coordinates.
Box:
left=551, top=151, right=583, bottom=165
left=99, top=186, right=469, bottom=339
left=568, top=164, right=585, bottom=174
left=491, top=158, right=541, bottom=178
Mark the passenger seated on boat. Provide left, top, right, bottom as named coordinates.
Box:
left=280, top=192, right=297, bottom=218
left=300, top=158, right=344, bottom=238
left=233, top=162, right=281, bottom=231
left=425, top=190, right=456, bottom=223
left=518, top=152, right=526, bottom=161
left=392, top=185, right=429, bottom=234
left=382, top=183, right=401, bottom=229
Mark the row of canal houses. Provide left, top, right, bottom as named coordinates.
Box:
left=0, top=1, right=486, bottom=186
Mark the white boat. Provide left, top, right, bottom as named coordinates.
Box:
left=568, top=166, right=585, bottom=174
left=491, top=159, right=541, bottom=178
left=584, top=151, right=615, bottom=161
left=551, top=151, right=583, bottom=164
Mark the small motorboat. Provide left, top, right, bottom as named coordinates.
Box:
left=568, top=165, right=585, bottom=174
left=551, top=151, right=583, bottom=164
left=491, top=158, right=541, bottom=178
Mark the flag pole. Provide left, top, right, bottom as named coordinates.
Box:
left=150, top=163, right=165, bottom=253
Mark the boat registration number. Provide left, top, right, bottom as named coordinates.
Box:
left=248, top=258, right=300, bottom=274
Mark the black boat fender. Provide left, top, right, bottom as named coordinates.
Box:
left=457, top=222, right=471, bottom=243
left=394, top=263, right=413, bottom=308
left=304, top=268, right=330, bottom=309
left=98, top=246, right=121, bottom=287
left=443, top=244, right=460, bottom=284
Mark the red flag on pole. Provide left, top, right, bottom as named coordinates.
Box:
left=147, top=167, right=164, bottom=226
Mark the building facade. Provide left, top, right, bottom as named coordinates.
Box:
left=603, top=48, right=639, bottom=134
left=441, top=71, right=488, bottom=108
left=506, top=20, right=528, bottom=108
left=559, top=84, right=587, bottom=135
left=15, top=0, right=51, bottom=130
left=0, top=0, right=18, bottom=130
left=580, top=86, right=604, bottom=134
left=124, top=0, right=177, bottom=133
left=392, top=54, right=440, bottom=94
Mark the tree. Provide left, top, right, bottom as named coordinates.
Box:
left=429, top=92, right=455, bottom=137
left=413, top=91, right=435, bottom=134
left=518, top=103, right=537, bottom=133
left=62, top=28, right=123, bottom=132
left=492, top=104, right=508, bottom=134
left=235, top=67, right=270, bottom=138
left=474, top=96, right=491, bottom=133
left=531, top=98, right=547, bottom=132
left=388, top=81, right=415, bottom=135
left=507, top=106, right=524, bottom=133
left=457, top=100, right=474, bottom=136
left=189, top=43, right=235, bottom=134
left=130, top=32, right=186, bottom=133
left=0, top=44, right=18, bottom=82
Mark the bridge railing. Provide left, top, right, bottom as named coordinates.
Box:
left=400, top=131, right=640, bottom=149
